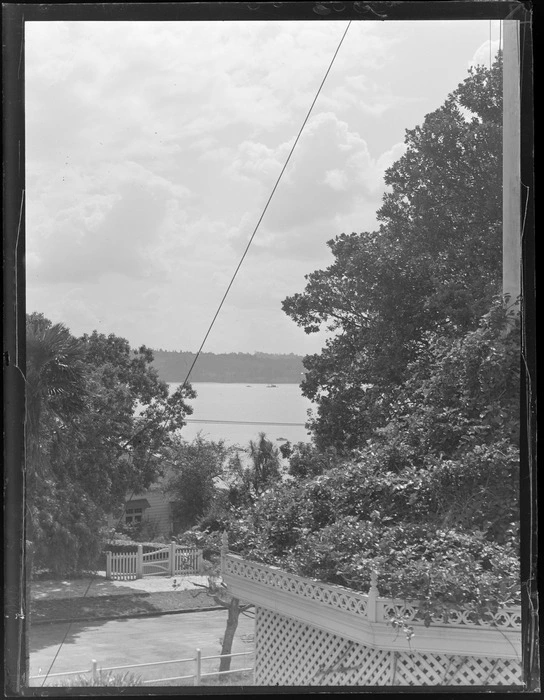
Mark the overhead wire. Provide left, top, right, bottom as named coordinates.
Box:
left=39, top=19, right=352, bottom=686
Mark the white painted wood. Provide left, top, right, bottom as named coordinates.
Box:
left=502, top=19, right=521, bottom=305
left=222, top=554, right=522, bottom=662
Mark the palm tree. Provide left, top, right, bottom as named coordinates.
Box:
left=248, top=432, right=281, bottom=494
left=24, top=313, right=89, bottom=681
left=26, top=313, right=88, bottom=469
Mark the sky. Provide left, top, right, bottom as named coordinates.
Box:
left=25, top=18, right=501, bottom=355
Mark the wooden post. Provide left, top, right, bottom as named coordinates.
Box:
left=502, top=19, right=521, bottom=309
left=170, top=542, right=176, bottom=576
left=367, top=570, right=378, bottom=622
left=194, top=648, right=201, bottom=686
left=91, top=659, right=98, bottom=684
left=106, top=552, right=111, bottom=580
left=136, top=544, right=143, bottom=579
left=221, top=531, right=228, bottom=574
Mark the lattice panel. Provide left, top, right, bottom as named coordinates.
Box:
left=395, top=652, right=523, bottom=686
left=255, top=608, right=391, bottom=686
left=381, top=601, right=522, bottom=630
left=254, top=608, right=523, bottom=687
left=224, top=556, right=367, bottom=618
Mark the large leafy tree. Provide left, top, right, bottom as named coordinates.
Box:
left=26, top=314, right=195, bottom=575
left=165, top=434, right=238, bottom=533
left=220, top=299, right=520, bottom=621
left=212, top=56, right=519, bottom=622
left=282, top=57, right=503, bottom=452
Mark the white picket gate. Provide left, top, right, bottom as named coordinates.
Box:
left=106, top=544, right=202, bottom=580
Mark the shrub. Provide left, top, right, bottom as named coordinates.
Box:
left=60, top=670, right=142, bottom=686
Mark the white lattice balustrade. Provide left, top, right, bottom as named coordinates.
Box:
left=221, top=548, right=523, bottom=687
left=379, top=601, right=522, bottom=630
left=224, top=553, right=520, bottom=630
left=254, top=608, right=523, bottom=687
left=223, top=555, right=368, bottom=618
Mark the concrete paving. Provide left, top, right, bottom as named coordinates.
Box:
left=29, top=609, right=255, bottom=686
left=31, top=572, right=211, bottom=600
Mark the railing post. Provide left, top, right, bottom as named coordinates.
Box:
left=106, top=551, right=112, bottom=580
left=170, top=542, right=176, bottom=576
left=194, top=648, right=201, bottom=686
left=221, top=531, right=228, bottom=574
left=136, top=544, right=143, bottom=579
left=367, top=570, right=378, bottom=622
left=91, top=659, right=98, bottom=684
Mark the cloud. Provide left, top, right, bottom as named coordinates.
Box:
left=470, top=39, right=501, bottom=69
left=224, top=112, right=405, bottom=261
left=27, top=161, right=192, bottom=284
left=25, top=20, right=493, bottom=355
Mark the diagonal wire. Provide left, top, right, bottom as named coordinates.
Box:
left=179, top=20, right=352, bottom=394
left=39, top=19, right=352, bottom=686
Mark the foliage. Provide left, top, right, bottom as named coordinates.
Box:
left=220, top=299, right=520, bottom=621
left=280, top=441, right=340, bottom=479
left=283, top=519, right=519, bottom=621
left=282, top=56, right=504, bottom=452
left=165, top=434, right=242, bottom=533
left=175, top=527, right=225, bottom=563
left=26, top=313, right=195, bottom=576
left=247, top=432, right=282, bottom=495
left=60, top=670, right=142, bottom=687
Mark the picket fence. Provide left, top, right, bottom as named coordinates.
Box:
left=106, top=544, right=202, bottom=580
left=29, top=648, right=254, bottom=687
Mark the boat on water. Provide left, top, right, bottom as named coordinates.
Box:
left=266, top=384, right=277, bottom=388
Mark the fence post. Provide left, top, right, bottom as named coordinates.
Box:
left=367, top=570, right=378, bottom=622
left=136, top=544, right=143, bottom=579
left=91, top=659, right=98, bottom=684
left=106, top=552, right=111, bottom=580
left=194, top=648, right=201, bottom=686
left=170, top=542, right=176, bottom=576
left=197, top=549, right=203, bottom=574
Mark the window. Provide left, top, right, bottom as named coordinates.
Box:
left=125, top=507, right=143, bottom=524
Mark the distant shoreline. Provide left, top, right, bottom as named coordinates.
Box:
left=153, top=349, right=305, bottom=384
left=168, top=381, right=300, bottom=385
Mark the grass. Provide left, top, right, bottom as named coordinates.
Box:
left=200, top=669, right=255, bottom=686
left=31, top=589, right=221, bottom=623
left=155, top=669, right=255, bottom=687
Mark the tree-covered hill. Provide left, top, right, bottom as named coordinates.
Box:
left=151, top=350, right=305, bottom=383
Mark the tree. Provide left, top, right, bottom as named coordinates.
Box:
left=173, top=531, right=253, bottom=673
left=212, top=57, right=519, bottom=623
left=25, top=313, right=88, bottom=466
left=282, top=56, right=503, bottom=452
left=220, top=298, right=520, bottom=621
left=247, top=432, right=282, bottom=494
left=26, top=315, right=195, bottom=575
left=165, top=435, right=239, bottom=533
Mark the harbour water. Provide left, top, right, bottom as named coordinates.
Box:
left=169, top=382, right=313, bottom=449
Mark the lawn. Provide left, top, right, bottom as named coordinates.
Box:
left=31, top=589, right=221, bottom=624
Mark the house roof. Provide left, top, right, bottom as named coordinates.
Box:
left=125, top=498, right=151, bottom=509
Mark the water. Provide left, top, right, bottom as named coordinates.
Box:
left=169, top=382, right=313, bottom=449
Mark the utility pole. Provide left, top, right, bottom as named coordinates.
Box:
left=502, top=19, right=521, bottom=307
